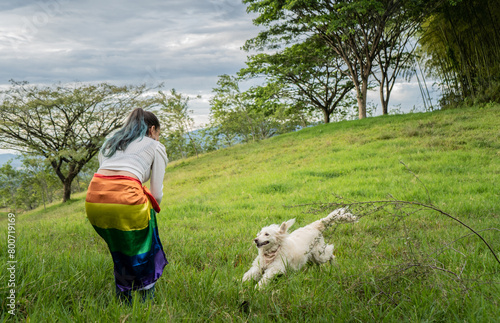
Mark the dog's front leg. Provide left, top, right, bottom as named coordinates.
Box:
left=243, top=258, right=262, bottom=282
left=257, top=264, right=285, bottom=289
left=243, top=266, right=261, bottom=282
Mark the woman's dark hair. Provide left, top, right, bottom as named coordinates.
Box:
left=101, top=108, right=160, bottom=157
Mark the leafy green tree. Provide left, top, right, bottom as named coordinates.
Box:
left=250, top=81, right=314, bottom=131
left=209, top=74, right=261, bottom=144
left=0, top=161, right=21, bottom=211
left=373, top=9, right=423, bottom=114
left=21, top=155, right=60, bottom=209
left=0, top=154, right=93, bottom=211
left=243, top=0, right=441, bottom=119
left=418, top=0, right=500, bottom=107
left=0, top=81, right=156, bottom=202
left=240, top=36, right=355, bottom=123
left=156, top=89, right=202, bottom=160
left=195, top=127, right=224, bottom=152
left=209, top=75, right=309, bottom=144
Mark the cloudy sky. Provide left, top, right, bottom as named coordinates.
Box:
left=0, top=0, right=438, bottom=129
left=0, top=0, right=263, bottom=123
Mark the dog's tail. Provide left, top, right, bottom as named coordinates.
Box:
left=316, top=208, right=358, bottom=231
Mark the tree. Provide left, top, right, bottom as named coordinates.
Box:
left=21, top=155, right=60, bottom=210
left=156, top=89, right=202, bottom=160
left=243, top=0, right=441, bottom=119
left=0, top=158, right=56, bottom=211
left=0, top=162, right=21, bottom=211
left=210, top=74, right=265, bottom=144
left=418, top=0, right=500, bottom=107
left=373, top=10, right=421, bottom=114
left=0, top=81, right=157, bottom=202
left=209, top=74, right=308, bottom=144
left=245, top=82, right=311, bottom=135
left=240, top=36, right=355, bottom=123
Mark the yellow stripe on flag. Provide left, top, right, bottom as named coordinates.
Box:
left=85, top=201, right=151, bottom=231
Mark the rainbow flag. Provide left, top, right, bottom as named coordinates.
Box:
left=85, top=174, right=167, bottom=292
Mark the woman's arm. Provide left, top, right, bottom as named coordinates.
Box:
left=150, top=142, right=168, bottom=205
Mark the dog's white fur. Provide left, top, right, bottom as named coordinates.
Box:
left=242, top=208, right=357, bottom=288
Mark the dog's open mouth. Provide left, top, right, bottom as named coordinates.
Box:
left=256, top=241, right=269, bottom=248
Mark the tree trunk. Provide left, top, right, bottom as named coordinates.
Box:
left=323, top=109, right=330, bottom=123
left=187, top=133, right=199, bottom=158
left=380, top=87, right=389, bottom=115
left=356, top=80, right=368, bottom=119
left=61, top=166, right=79, bottom=202
left=41, top=180, right=47, bottom=210
left=62, top=180, right=72, bottom=202
left=380, top=71, right=389, bottom=115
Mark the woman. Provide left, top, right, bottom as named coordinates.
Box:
left=85, top=108, right=168, bottom=303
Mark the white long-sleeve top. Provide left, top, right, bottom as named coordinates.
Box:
left=98, top=136, right=168, bottom=204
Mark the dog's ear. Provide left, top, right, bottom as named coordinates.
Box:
left=279, top=218, right=295, bottom=233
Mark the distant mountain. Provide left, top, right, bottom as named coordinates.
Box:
left=0, top=153, right=22, bottom=168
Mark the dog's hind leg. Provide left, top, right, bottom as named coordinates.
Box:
left=311, top=238, right=335, bottom=264
left=316, top=208, right=357, bottom=232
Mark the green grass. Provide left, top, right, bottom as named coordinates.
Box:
left=1, top=104, right=499, bottom=322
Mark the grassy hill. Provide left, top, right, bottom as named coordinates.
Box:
left=1, top=104, right=499, bottom=322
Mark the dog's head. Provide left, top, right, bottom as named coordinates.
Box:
left=253, top=219, right=295, bottom=250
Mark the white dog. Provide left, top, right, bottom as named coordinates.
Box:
left=242, top=208, right=357, bottom=288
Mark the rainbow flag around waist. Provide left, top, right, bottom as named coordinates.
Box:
left=85, top=174, right=167, bottom=292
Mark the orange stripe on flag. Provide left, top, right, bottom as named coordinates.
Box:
left=86, top=175, right=148, bottom=206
